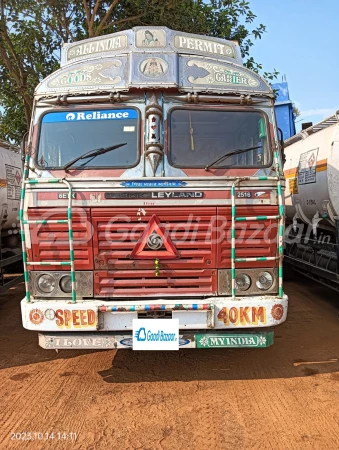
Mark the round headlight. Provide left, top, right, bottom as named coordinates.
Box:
left=256, top=271, right=273, bottom=290
left=235, top=273, right=251, bottom=291
left=60, top=275, right=72, bottom=293
left=37, top=273, right=56, bottom=294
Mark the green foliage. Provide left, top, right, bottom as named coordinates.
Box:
left=292, top=104, right=301, bottom=119
left=0, top=0, right=277, bottom=143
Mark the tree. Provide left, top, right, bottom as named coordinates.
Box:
left=0, top=0, right=61, bottom=142
left=0, top=0, right=275, bottom=143
left=292, top=104, right=301, bottom=119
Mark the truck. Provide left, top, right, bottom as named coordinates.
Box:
left=284, top=112, right=339, bottom=291
left=20, top=27, right=287, bottom=350
left=0, top=140, right=23, bottom=293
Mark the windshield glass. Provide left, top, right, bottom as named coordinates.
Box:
left=37, top=108, right=139, bottom=168
left=169, top=109, right=270, bottom=168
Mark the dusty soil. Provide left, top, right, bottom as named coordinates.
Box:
left=1, top=278, right=339, bottom=450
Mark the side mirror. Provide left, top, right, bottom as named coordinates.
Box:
left=20, top=131, right=29, bottom=154
left=277, top=128, right=286, bottom=167
left=20, top=131, right=29, bottom=162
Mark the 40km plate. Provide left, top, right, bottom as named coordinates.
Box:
left=133, top=318, right=179, bottom=350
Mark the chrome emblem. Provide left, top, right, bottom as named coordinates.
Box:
left=146, top=231, right=163, bottom=250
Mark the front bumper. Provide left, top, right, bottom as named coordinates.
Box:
left=38, top=330, right=275, bottom=349
left=22, top=295, right=288, bottom=332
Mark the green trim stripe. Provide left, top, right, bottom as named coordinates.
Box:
left=22, top=252, right=27, bottom=263
left=24, top=271, right=29, bottom=282
left=23, top=219, right=69, bottom=224
left=279, top=224, right=284, bottom=237
left=71, top=272, right=76, bottom=282
left=60, top=262, right=71, bottom=266
left=231, top=182, right=236, bottom=299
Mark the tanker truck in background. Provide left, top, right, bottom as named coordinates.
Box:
left=0, top=140, right=23, bottom=293
left=284, top=112, right=339, bottom=290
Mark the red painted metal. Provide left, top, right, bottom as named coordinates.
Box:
left=91, top=207, right=217, bottom=270
left=217, top=206, right=279, bottom=268
left=28, top=204, right=278, bottom=294
left=130, top=214, right=179, bottom=259
left=36, top=190, right=272, bottom=202
left=28, top=208, right=93, bottom=270
left=94, top=269, right=217, bottom=297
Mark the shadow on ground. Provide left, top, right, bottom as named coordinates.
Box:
left=1, top=277, right=339, bottom=382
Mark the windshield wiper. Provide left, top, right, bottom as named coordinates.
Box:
left=205, top=145, right=262, bottom=171
left=63, top=142, right=127, bottom=171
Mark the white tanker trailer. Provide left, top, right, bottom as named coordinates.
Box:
left=284, top=112, right=339, bottom=289
left=0, top=140, right=23, bottom=293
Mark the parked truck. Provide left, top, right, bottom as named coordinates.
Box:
left=0, top=140, right=22, bottom=293
left=284, top=112, right=339, bottom=290
left=20, top=27, right=287, bottom=350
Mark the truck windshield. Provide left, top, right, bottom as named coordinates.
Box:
left=169, top=109, right=270, bottom=168
left=37, top=108, right=139, bottom=169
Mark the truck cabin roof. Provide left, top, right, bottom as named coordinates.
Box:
left=35, top=27, right=272, bottom=101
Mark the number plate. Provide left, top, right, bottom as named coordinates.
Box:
left=236, top=191, right=252, bottom=198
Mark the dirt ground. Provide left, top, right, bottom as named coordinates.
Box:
left=1, top=279, right=339, bottom=450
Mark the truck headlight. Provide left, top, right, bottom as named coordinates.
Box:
left=235, top=273, right=251, bottom=291
left=59, top=275, right=72, bottom=293
left=37, top=273, right=56, bottom=294
left=256, top=271, right=274, bottom=290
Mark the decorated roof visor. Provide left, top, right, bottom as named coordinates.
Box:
left=36, top=27, right=272, bottom=97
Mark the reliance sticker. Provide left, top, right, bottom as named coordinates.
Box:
left=42, top=109, right=138, bottom=123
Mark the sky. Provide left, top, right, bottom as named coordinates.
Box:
left=249, top=0, right=338, bottom=131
